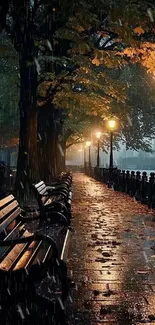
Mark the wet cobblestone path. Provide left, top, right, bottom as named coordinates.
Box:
left=67, top=173, right=155, bottom=325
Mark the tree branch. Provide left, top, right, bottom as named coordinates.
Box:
left=66, top=137, right=83, bottom=149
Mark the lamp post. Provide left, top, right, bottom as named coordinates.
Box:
left=108, top=119, right=116, bottom=169
left=86, top=141, right=91, bottom=174
left=96, top=131, right=102, bottom=167
left=108, top=119, right=116, bottom=187
left=78, top=148, right=83, bottom=171
left=110, top=131, right=113, bottom=169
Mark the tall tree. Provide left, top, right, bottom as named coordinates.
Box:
left=1, top=0, right=155, bottom=188
left=12, top=1, right=39, bottom=196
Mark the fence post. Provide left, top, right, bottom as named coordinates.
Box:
left=135, top=171, right=141, bottom=201
left=141, top=172, right=147, bottom=204
left=148, top=172, right=155, bottom=209
left=118, top=170, right=122, bottom=192
left=122, top=170, right=126, bottom=192
left=113, top=169, right=120, bottom=191
left=126, top=170, right=131, bottom=195
left=130, top=171, right=136, bottom=197
left=118, top=169, right=121, bottom=191
left=118, top=170, right=123, bottom=192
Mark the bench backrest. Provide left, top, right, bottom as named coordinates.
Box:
left=34, top=181, right=47, bottom=196
left=0, top=195, right=59, bottom=276
left=32, top=181, right=60, bottom=206
left=33, top=181, right=51, bottom=205
left=0, top=195, right=22, bottom=238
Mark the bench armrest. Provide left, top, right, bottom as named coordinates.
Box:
left=20, top=209, right=40, bottom=221
left=42, top=190, right=64, bottom=197
left=0, top=234, right=58, bottom=257
left=46, top=185, right=68, bottom=192
left=46, top=186, right=57, bottom=191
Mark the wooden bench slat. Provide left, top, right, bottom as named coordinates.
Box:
left=39, top=188, right=48, bottom=196
left=37, top=183, right=47, bottom=194
left=0, top=222, right=26, bottom=263
left=35, top=181, right=44, bottom=189
left=13, top=240, right=38, bottom=270
left=4, top=221, right=25, bottom=242
left=0, top=195, right=14, bottom=209
left=25, top=240, right=43, bottom=268
left=0, top=207, right=21, bottom=234
left=0, top=230, right=31, bottom=271
left=0, top=200, right=19, bottom=220
left=31, top=243, right=52, bottom=265
left=0, top=243, right=27, bottom=271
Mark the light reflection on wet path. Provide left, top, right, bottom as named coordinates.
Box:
left=67, top=173, right=155, bottom=325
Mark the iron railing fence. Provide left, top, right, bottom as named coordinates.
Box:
left=85, top=167, right=155, bottom=209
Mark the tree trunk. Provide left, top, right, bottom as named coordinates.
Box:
left=38, top=107, right=56, bottom=182
left=15, top=60, right=39, bottom=198
left=54, top=120, right=67, bottom=176
left=38, top=107, right=65, bottom=182
left=55, top=135, right=62, bottom=176
left=49, top=130, right=57, bottom=180
left=63, top=142, right=66, bottom=171
left=14, top=1, right=39, bottom=199
left=56, top=139, right=66, bottom=174
left=38, top=107, right=50, bottom=182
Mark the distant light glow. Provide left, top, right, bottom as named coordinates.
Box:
left=108, top=119, right=116, bottom=130
left=96, top=131, right=102, bottom=139
left=86, top=141, right=91, bottom=147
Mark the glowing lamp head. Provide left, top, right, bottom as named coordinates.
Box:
left=86, top=141, right=91, bottom=147
left=108, top=119, right=116, bottom=130
left=96, top=131, right=102, bottom=139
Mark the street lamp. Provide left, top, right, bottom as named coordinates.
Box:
left=96, top=131, right=102, bottom=167
left=108, top=118, right=116, bottom=188
left=86, top=141, right=91, bottom=147
left=108, top=119, right=116, bottom=169
left=86, top=141, right=91, bottom=172
left=78, top=148, right=83, bottom=170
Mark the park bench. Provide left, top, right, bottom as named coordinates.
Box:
left=45, top=172, right=72, bottom=199
left=50, top=171, right=72, bottom=187
left=32, top=180, right=72, bottom=224
left=0, top=194, right=70, bottom=308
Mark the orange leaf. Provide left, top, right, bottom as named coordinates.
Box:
left=133, top=26, right=145, bottom=35
left=92, top=57, right=100, bottom=66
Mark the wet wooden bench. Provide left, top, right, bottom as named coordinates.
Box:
left=32, top=181, right=72, bottom=224
left=0, top=194, right=70, bottom=305
left=49, top=172, right=72, bottom=187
